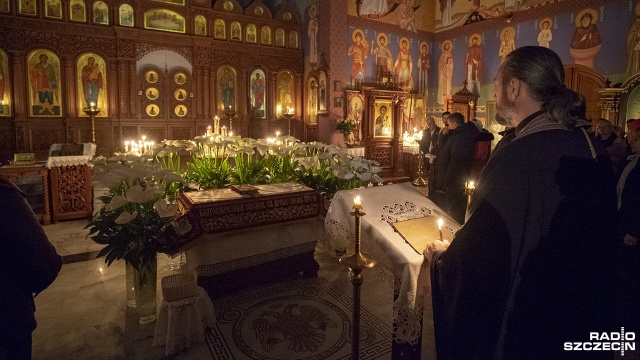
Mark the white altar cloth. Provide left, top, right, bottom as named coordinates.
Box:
left=323, top=182, right=459, bottom=345
left=46, top=143, right=97, bottom=168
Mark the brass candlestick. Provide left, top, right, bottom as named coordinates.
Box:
left=412, top=150, right=428, bottom=187
left=282, top=112, right=294, bottom=136
left=224, top=108, right=236, bottom=133
left=340, top=199, right=375, bottom=360
left=83, top=103, right=100, bottom=143
left=465, top=181, right=476, bottom=208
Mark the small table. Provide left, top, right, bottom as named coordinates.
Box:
left=153, top=286, right=216, bottom=356
left=323, top=183, right=459, bottom=359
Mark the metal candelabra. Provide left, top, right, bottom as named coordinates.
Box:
left=282, top=112, right=294, bottom=136
left=83, top=105, right=101, bottom=143
left=340, top=201, right=376, bottom=360
left=412, top=150, right=428, bottom=187
left=465, top=181, right=476, bottom=208
left=224, top=108, right=236, bottom=133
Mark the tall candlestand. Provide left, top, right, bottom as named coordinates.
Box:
left=83, top=105, right=101, bottom=144
left=224, top=108, right=236, bottom=134
left=465, top=181, right=476, bottom=208
left=411, top=150, right=428, bottom=187
left=282, top=112, right=294, bottom=136
left=340, top=204, right=376, bottom=360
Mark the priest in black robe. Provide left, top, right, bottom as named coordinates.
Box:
left=425, top=46, right=618, bottom=360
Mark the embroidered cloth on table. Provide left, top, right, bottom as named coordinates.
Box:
left=153, top=286, right=215, bottom=356
left=323, top=182, right=459, bottom=345
left=46, top=143, right=97, bottom=168
left=402, top=144, right=421, bottom=155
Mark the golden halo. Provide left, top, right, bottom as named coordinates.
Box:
left=468, top=33, right=482, bottom=46
left=575, top=8, right=598, bottom=27
left=539, top=17, right=553, bottom=29
left=377, top=32, right=388, bottom=46
left=441, top=39, right=453, bottom=51
left=399, top=36, right=410, bottom=49
left=352, top=29, right=365, bottom=43
left=500, top=26, right=516, bottom=41
left=419, top=41, right=429, bottom=54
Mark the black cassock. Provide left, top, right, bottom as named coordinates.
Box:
left=430, top=114, right=618, bottom=360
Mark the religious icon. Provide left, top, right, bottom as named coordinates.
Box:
left=275, top=28, right=285, bottom=47
left=261, top=26, right=271, bottom=45
left=348, top=29, right=368, bottom=87
left=218, top=66, right=236, bottom=113
left=538, top=18, right=553, bottom=48
left=19, top=0, right=36, bottom=15
left=249, top=69, right=265, bottom=118
left=77, top=53, right=108, bottom=117
left=175, top=105, right=187, bottom=117
left=418, top=41, right=429, bottom=94
left=223, top=0, right=233, bottom=11
left=69, top=0, right=85, bottom=22
left=276, top=71, right=294, bottom=117
left=146, top=70, right=158, bottom=84
left=119, top=4, right=134, bottom=27
left=0, top=0, right=10, bottom=13
left=45, top=0, right=62, bottom=19
left=499, top=27, right=516, bottom=64
left=146, top=104, right=159, bottom=116
left=308, top=4, right=318, bottom=64
left=570, top=8, right=601, bottom=69
left=346, top=91, right=365, bottom=144
left=214, top=19, right=226, bottom=39
left=307, top=76, right=317, bottom=124
left=288, top=30, right=298, bottom=49
left=147, top=88, right=159, bottom=100
left=174, top=89, right=186, bottom=101
left=174, top=72, right=186, bottom=85
left=230, top=22, right=241, bottom=41
left=466, top=34, right=483, bottom=96
left=93, top=1, right=108, bottom=24
left=318, top=70, right=328, bottom=114
left=373, top=100, right=393, bottom=138
left=246, top=24, right=257, bottom=43
left=0, top=49, right=12, bottom=117
left=438, top=40, right=453, bottom=105
left=194, top=15, right=206, bottom=36
left=395, top=37, right=413, bottom=92
left=28, top=50, right=62, bottom=117
left=371, top=32, right=392, bottom=85
left=144, top=9, right=185, bottom=33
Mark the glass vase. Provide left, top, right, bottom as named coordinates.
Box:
left=125, top=261, right=136, bottom=308
left=133, top=255, right=157, bottom=324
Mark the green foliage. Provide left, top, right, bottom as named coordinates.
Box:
left=336, top=119, right=357, bottom=138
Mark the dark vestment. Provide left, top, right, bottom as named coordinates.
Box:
left=428, top=121, right=479, bottom=224
left=430, top=113, right=618, bottom=360
left=420, top=126, right=440, bottom=155
left=0, top=175, right=62, bottom=360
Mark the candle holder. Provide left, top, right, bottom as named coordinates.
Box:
left=411, top=150, right=428, bottom=187
left=282, top=112, right=294, bottom=136
left=465, top=181, right=476, bottom=208
left=224, top=108, right=236, bottom=133
left=340, top=204, right=375, bottom=360
left=83, top=104, right=100, bottom=143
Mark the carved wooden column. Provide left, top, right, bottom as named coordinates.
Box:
left=9, top=51, right=26, bottom=117
left=107, top=60, right=118, bottom=118
left=62, top=55, right=76, bottom=119
left=269, top=71, right=277, bottom=120
left=129, top=60, right=137, bottom=119
left=393, top=95, right=405, bottom=177
left=194, top=65, right=204, bottom=119
left=202, top=66, right=210, bottom=120
left=117, top=60, right=129, bottom=118
left=598, top=87, right=622, bottom=128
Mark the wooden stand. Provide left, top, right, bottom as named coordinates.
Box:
left=49, top=164, right=93, bottom=222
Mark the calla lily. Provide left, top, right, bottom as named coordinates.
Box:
left=115, top=211, right=138, bottom=224
left=154, top=199, right=178, bottom=218
left=126, top=184, right=157, bottom=203
left=105, top=195, right=128, bottom=212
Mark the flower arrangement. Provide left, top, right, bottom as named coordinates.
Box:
left=336, top=118, right=357, bottom=141
left=86, top=153, right=185, bottom=270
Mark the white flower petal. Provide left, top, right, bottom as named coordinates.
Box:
left=154, top=199, right=178, bottom=218
left=115, top=211, right=138, bottom=224
left=105, top=195, right=128, bottom=212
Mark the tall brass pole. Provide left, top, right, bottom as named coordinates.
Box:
left=282, top=113, right=294, bottom=136
left=83, top=105, right=100, bottom=143
left=224, top=108, right=236, bottom=134
left=412, top=150, right=428, bottom=186
left=340, top=199, right=375, bottom=360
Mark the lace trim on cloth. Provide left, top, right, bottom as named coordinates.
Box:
left=195, top=241, right=317, bottom=276
left=45, top=155, right=94, bottom=169
left=393, top=275, right=428, bottom=344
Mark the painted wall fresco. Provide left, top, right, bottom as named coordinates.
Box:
left=347, top=0, right=436, bottom=33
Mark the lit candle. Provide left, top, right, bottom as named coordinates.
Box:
left=124, top=141, right=129, bottom=153
left=468, top=180, right=475, bottom=190
left=276, top=131, right=280, bottom=137
left=229, top=131, right=233, bottom=137
left=206, top=125, right=213, bottom=137
left=277, top=104, right=282, bottom=117
left=438, top=218, right=444, bottom=242
left=353, top=195, right=362, bottom=210
left=90, top=101, right=95, bottom=111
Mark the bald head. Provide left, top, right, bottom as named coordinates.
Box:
left=426, top=116, right=436, bottom=130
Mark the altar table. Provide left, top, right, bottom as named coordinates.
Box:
left=323, top=182, right=459, bottom=359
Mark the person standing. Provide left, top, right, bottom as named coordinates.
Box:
left=0, top=174, right=62, bottom=359
left=427, top=112, right=479, bottom=224
left=420, top=116, right=440, bottom=173
left=30, top=54, right=57, bottom=111
left=425, top=46, right=618, bottom=360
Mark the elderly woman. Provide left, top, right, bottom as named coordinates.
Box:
left=596, top=118, right=627, bottom=169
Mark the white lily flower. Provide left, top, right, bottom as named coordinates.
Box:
left=372, top=174, right=384, bottom=183
left=356, top=172, right=372, bottom=181
left=105, top=195, right=128, bottom=212
left=333, top=166, right=354, bottom=180
left=126, top=184, right=157, bottom=203
left=154, top=199, right=178, bottom=218
left=115, top=210, right=138, bottom=224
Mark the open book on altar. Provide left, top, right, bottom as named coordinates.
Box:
left=392, top=215, right=459, bottom=255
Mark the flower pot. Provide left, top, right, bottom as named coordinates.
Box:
left=125, top=261, right=136, bottom=308
left=133, top=255, right=158, bottom=324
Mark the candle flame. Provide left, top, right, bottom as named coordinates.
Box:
left=438, top=218, right=443, bottom=230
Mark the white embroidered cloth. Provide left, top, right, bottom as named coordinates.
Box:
left=46, top=143, right=97, bottom=168
left=153, top=286, right=216, bottom=356
left=323, top=182, right=459, bottom=345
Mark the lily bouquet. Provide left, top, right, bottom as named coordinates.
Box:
left=86, top=154, right=185, bottom=270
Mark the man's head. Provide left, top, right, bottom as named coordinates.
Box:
left=379, top=35, right=385, bottom=46
left=447, top=112, right=465, bottom=129
left=627, top=118, right=640, bottom=145
left=596, top=118, right=614, bottom=137
left=422, top=44, right=427, bottom=53
left=496, top=46, right=581, bottom=128
left=39, top=54, right=48, bottom=63
left=401, top=40, right=408, bottom=49
left=444, top=42, right=450, bottom=51
left=356, top=32, right=362, bottom=41
left=426, top=116, right=436, bottom=130
left=442, top=111, right=451, bottom=125
left=471, top=37, right=478, bottom=46
left=542, top=20, right=550, bottom=29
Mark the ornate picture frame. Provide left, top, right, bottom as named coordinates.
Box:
left=27, top=49, right=63, bottom=117
left=249, top=69, right=266, bottom=118
left=0, top=49, right=12, bottom=117
left=317, top=70, right=328, bottom=114
left=76, top=52, right=108, bottom=117
left=373, top=99, right=393, bottom=138
left=144, top=9, right=185, bottom=34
